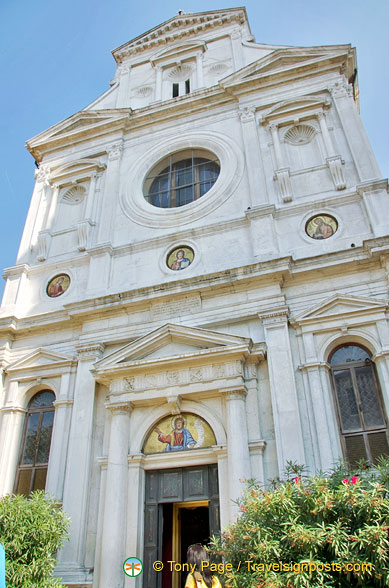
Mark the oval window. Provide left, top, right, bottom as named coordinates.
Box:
left=144, top=149, right=220, bottom=208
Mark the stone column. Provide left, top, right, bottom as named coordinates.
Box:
left=0, top=379, right=26, bottom=496
left=124, top=455, right=145, bottom=588
left=330, top=78, right=381, bottom=181
left=97, top=141, right=123, bottom=244
left=230, top=28, right=243, bottom=70
left=317, top=111, right=346, bottom=190
left=225, top=389, right=251, bottom=517
left=196, top=52, right=204, bottom=88
left=259, top=310, right=305, bottom=473
left=300, top=362, right=338, bottom=471
left=154, top=66, right=163, bottom=101
left=45, top=372, right=74, bottom=500
left=116, top=64, right=131, bottom=107
left=100, top=403, right=131, bottom=588
left=58, top=343, right=103, bottom=573
left=16, top=167, right=50, bottom=263
left=238, top=106, right=267, bottom=206
left=212, top=446, right=229, bottom=530
left=270, top=123, right=293, bottom=202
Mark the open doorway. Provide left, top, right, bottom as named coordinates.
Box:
left=161, top=501, right=210, bottom=588
left=144, top=465, right=219, bottom=588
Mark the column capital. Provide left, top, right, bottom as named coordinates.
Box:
left=225, top=388, right=247, bottom=401
left=258, top=306, right=289, bottom=325
left=239, top=105, right=256, bottom=122
left=107, top=142, right=123, bottom=161
left=76, top=342, right=104, bottom=361
left=105, top=402, right=132, bottom=416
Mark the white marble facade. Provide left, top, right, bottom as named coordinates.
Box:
left=1, top=7, right=389, bottom=588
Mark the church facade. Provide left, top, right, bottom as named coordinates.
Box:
left=1, top=7, right=389, bottom=588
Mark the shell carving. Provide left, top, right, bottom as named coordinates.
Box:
left=167, top=64, right=193, bottom=81
left=284, top=124, right=316, bottom=145
left=61, top=185, right=86, bottom=205
left=208, top=63, right=229, bottom=76
left=136, top=86, right=153, bottom=97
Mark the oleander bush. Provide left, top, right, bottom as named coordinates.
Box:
left=0, top=491, right=69, bottom=587
left=210, top=459, right=389, bottom=588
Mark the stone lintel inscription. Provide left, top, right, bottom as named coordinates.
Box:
left=150, top=295, right=201, bottom=320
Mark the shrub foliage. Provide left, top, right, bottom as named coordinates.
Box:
left=210, top=460, right=389, bottom=588
left=0, top=491, right=69, bottom=588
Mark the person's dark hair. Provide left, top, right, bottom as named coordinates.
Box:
left=187, top=543, right=212, bottom=588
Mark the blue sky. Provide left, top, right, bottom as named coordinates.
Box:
left=1, top=0, right=388, bottom=299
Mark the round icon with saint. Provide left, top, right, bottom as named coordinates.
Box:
left=306, top=215, right=338, bottom=240
left=46, top=274, right=70, bottom=298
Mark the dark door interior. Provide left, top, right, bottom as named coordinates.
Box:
left=144, top=465, right=219, bottom=588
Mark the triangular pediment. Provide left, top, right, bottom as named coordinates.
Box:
left=27, top=110, right=129, bottom=153
left=6, top=348, right=76, bottom=373
left=292, top=294, right=389, bottom=325
left=112, top=8, right=248, bottom=60
left=95, top=323, right=252, bottom=370
left=221, top=45, right=354, bottom=89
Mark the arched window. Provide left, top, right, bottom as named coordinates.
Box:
left=14, top=390, right=55, bottom=496
left=329, top=344, right=389, bottom=466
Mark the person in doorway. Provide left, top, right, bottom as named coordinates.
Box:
left=185, top=544, right=222, bottom=588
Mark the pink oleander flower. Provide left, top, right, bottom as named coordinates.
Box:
left=294, top=477, right=300, bottom=484
left=343, top=476, right=358, bottom=485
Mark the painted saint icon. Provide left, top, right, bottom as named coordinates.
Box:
left=306, top=215, right=338, bottom=240
left=46, top=274, right=70, bottom=298
left=143, top=413, right=216, bottom=455
left=167, top=246, right=194, bottom=271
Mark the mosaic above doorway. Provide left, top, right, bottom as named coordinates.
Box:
left=144, top=413, right=216, bottom=454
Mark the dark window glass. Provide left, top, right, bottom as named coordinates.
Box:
left=330, top=345, right=388, bottom=465
left=172, top=83, right=179, bottom=98
left=185, top=79, right=190, bottom=94
left=330, top=345, right=370, bottom=365
left=15, top=390, right=55, bottom=496
left=146, top=153, right=220, bottom=208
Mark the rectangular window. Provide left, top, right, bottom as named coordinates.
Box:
left=185, top=79, right=190, bottom=94
left=172, top=83, right=179, bottom=98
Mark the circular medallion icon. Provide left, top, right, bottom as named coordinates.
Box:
left=167, top=246, right=194, bottom=271
left=305, top=214, right=338, bottom=240
left=46, top=274, right=70, bottom=298
left=123, top=556, right=143, bottom=577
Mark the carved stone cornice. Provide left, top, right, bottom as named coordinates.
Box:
left=76, top=342, right=104, bottom=361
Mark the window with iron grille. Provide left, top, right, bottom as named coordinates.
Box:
left=144, top=149, right=220, bottom=208
left=329, top=344, right=389, bottom=466
left=14, top=390, right=55, bottom=496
